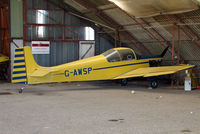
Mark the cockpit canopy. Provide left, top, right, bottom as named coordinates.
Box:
left=102, top=48, right=137, bottom=62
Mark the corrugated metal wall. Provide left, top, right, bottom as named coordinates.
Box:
left=26, top=38, right=112, bottom=67
left=25, top=0, right=114, bottom=67
left=26, top=42, right=79, bottom=66
left=99, top=37, right=113, bottom=53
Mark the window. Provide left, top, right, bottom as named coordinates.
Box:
left=36, top=10, right=48, bottom=38
left=118, top=49, right=135, bottom=61
left=85, top=27, right=94, bottom=40
left=102, top=49, right=120, bottom=62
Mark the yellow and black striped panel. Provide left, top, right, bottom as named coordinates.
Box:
left=12, top=48, right=27, bottom=84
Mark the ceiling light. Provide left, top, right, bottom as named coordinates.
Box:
left=108, top=0, right=121, bottom=6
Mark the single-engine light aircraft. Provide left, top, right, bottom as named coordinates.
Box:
left=12, top=46, right=194, bottom=93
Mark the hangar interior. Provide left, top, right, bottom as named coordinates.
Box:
left=0, top=0, right=200, bottom=87
left=1, top=1, right=200, bottom=134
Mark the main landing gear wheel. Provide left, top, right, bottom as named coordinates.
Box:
left=121, top=79, right=128, bottom=86
left=150, top=79, right=158, bottom=89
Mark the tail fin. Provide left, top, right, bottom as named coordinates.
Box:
left=160, top=46, right=169, bottom=57
left=12, top=46, right=40, bottom=84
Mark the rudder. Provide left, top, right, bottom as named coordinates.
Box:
left=12, top=46, right=41, bottom=84
left=12, top=48, right=27, bottom=84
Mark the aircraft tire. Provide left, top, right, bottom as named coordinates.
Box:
left=121, top=79, right=128, bottom=86
left=18, top=88, right=23, bottom=94
left=150, top=79, right=158, bottom=89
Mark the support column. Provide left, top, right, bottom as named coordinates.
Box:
left=115, top=29, right=117, bottom=48
left=172, top=24, right=175, bottom=64
left=177, top=25, right=180, bottom=64
left=176, top=25, right=181, bottom=88
left=23, top=0, right=26, bottom=46
left=171, top=24, right=176, bottom=89
left=119, top=32, right=122, bottom=47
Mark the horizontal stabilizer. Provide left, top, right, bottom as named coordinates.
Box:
left=30, top=68, right=60, bottom=77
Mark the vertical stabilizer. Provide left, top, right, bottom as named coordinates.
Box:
left=160, top=46, right=169, bottom=57
left=12, top=47, right=27, bottom=84
left=12, top=46, right=40, bottom=84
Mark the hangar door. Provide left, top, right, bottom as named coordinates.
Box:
left=79, top=41, right=95, bottom=59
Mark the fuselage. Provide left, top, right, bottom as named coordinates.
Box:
left=28, top=48, right=162, bottom=84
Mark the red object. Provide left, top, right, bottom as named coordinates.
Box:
left=197, top=86, right=200, bottom=90
left=32, top=44, right=50, bottom=47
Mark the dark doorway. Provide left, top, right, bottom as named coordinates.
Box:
left=0, top=0, right=10, bottom=80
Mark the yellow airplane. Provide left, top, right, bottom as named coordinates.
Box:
left=0, top=54, right=9, bottom=63
left=12, top=46, right=194, bottom=93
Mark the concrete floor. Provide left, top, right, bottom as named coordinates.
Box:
left=0, top=80, right=200, bottom=134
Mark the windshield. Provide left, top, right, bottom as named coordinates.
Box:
left=102, top=49, right=120, bottom=62
left=102, top=48, right=136, bottom=62
left=117, top=49, right=136, bottom=61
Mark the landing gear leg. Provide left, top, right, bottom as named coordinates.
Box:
left=121, top=79, right=128, bottom=86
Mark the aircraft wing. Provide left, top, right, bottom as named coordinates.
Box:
left=114, top=64, right=195, bottom=79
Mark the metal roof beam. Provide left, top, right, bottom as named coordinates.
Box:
left=73, top=0, right=120, bottom=29
left=106, top=0, right=186, bottom=61
left=140, top=18, right=184, bottom=60
left=73, top=0, right=151, bottom=54
left=106, top=1, right=167, bottom=47
left=165, top=15, right=200, bottom=49
left=174, top=14, right=200, bottom=41
left=45, top=0, right=117, bottom=46
left=140, top=18, right=167, bottom=42
left=83, top=6, right=117, bottom=15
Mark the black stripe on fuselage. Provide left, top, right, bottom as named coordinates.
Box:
left=93, top=61, right=149, bottom=71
